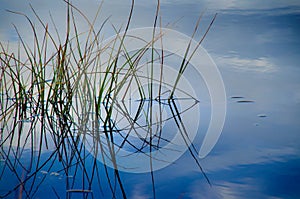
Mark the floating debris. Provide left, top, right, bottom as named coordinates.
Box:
left=257, top=114, right=267, bottom=118
left=236, top=100, right=255, bottom=103
left=231, top=96, right=244, bottom=99
left=50, top=172, right=60, bottom=176
left=40, top=170, right=48, bottom=175
left=231, top=96, right=255, bottom=103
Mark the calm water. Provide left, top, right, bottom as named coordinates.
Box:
left=1, top=0, right=300, bottom=198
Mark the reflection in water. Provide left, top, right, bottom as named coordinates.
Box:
left=0, top=93, right=202, bottom=198
left=230, top=96, right=244, bottom=99
left=236, top=100, right=255, bottom=103
left=230, top=96, right=255, bottom=104
left=4, top=0, right=298, bottom=198
left=0, top=1, right=216, bottom=198
left=257, top=114, right=267, bottom=118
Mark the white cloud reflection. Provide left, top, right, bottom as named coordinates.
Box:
left=187, top=177, right=290, bottom=199
left=211, top=180, right=271, bottom=199
left=159, top=0, right=300, bottom=14
left=186, top=178, right=269, bottom=199
left=207, top=0, right=300, bottom=12
left=130, top=184, right=151, bottom=199
left=216, top=56, right=277, bottom=72
left=201, top=147, right=299, bottom=173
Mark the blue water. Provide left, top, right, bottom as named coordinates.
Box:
left=1, top=0, right=300, bottom=198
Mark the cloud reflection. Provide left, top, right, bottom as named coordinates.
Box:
left=216, top=56, right=277, bottom=72
left=202, top=147, right=299, bottom=173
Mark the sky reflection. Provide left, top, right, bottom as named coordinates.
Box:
left=1, top=0, right=300, bottom=198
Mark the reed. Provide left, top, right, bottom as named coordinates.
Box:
left=0, top=0, right=216, bottom=198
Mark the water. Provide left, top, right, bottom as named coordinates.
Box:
left=1, top=0, right=300, bottom=198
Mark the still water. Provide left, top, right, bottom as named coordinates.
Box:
left=1, top=0, right=300, bottom=198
